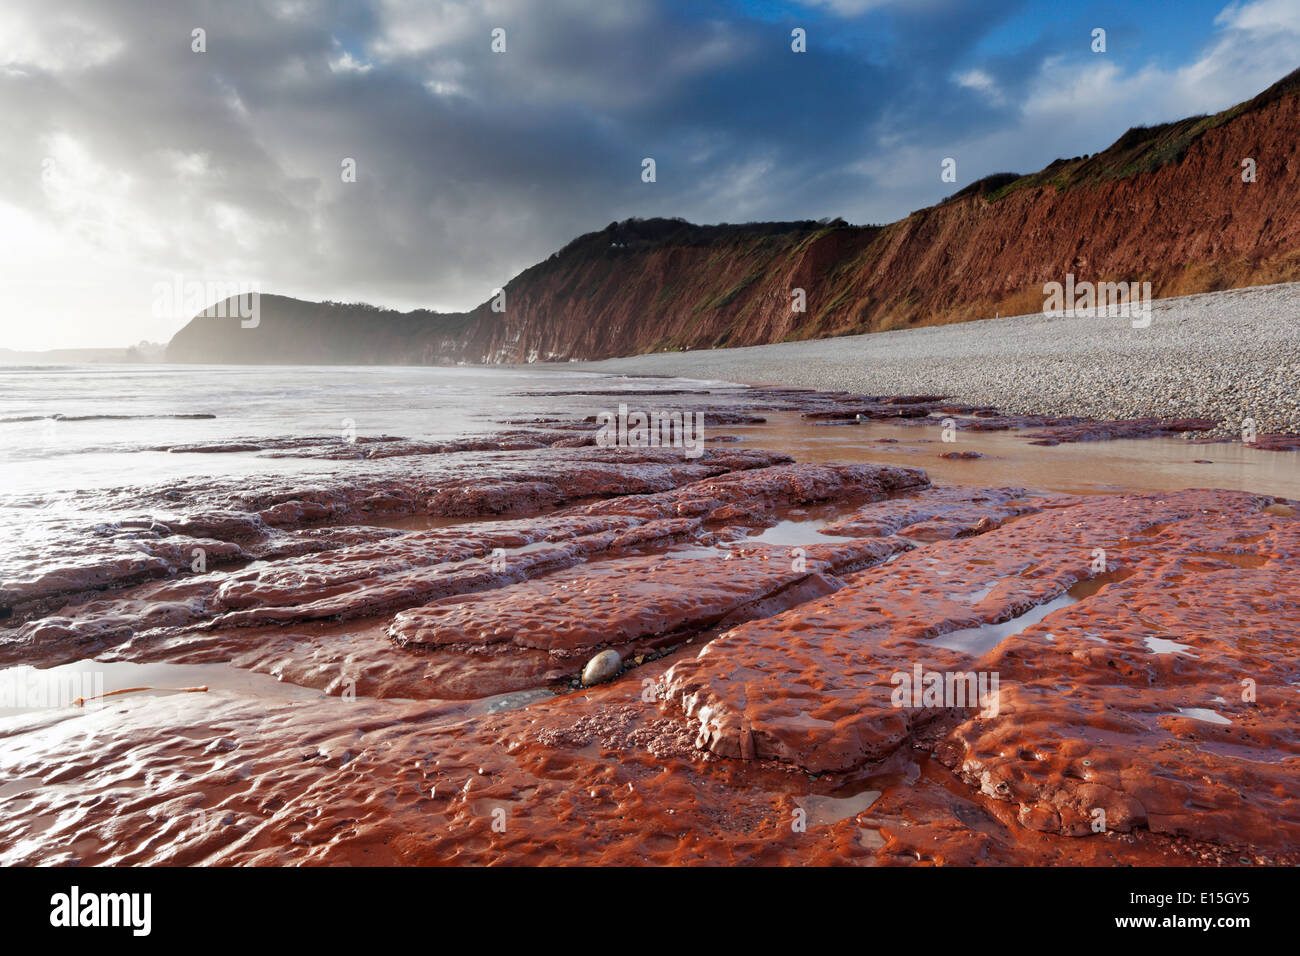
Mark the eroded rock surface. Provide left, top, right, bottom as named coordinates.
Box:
left=662, top=488, right=1300, bottom=851
left=3, top=403, right=1298, bottom=866
left=0, top=444, right=790, bottom=624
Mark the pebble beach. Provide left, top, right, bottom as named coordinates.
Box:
left=575, top=282, right=1300, bottom=436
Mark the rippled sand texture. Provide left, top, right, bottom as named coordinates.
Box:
left=1, top=393, right=1298, bottom=865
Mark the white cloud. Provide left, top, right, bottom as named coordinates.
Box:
left=329, top=50, right=373, bottom=74
left=367, top=0, right=501, bottom=59
left=0, top=9, right=123, bottom=72
left=954, top=68, right=1004, bottom=105
left=794, top=0, right=911, bottom=15
left=1215, top=0, right=1300, bottom=32
left=1025, top=0, right=1300, bottom=127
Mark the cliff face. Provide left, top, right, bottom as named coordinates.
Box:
left=165, top=296, right=476, bottom=365
left=167, top=69, right=1300, bottom=365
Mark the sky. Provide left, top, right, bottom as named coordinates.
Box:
left=1, top=0, right=1298, bottom=350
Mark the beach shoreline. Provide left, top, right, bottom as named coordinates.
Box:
left=561, top=281, right=1300, bottom=437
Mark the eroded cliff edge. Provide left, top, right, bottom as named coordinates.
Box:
left=167, top=68, right=1300, bottom=365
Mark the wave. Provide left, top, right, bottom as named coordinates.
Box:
left=0, top=413, right=217, bottom=423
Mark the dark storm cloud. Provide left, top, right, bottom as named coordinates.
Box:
left=0, top=0, right=1037, bottom=313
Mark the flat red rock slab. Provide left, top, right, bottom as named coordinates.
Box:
left=0, top=445, right=792, bottom=616
left=662, top=489, right=1283, bottom=784
left=564, top=462, right=929, bottom=524
left=1024, top=417, right=1219, bottom=445
left=936, top=507, right=1300, bottom=848
left=389, top=551, right=836, bottom=654
left=0, top=446, right=794, bottom=626
left=386, top=538, right=905, bottom=667
left=820, top=484, right=1069, bottom=540
left=802, top=405, right=932, bottom=420
left=1247, top=433, right=1300, bottom=451
left=3, top=464, right=922, bottom=684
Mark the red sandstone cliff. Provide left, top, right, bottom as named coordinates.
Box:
left=167, top=68, right=1300, bottom=365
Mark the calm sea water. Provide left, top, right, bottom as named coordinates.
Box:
left=0, top=364, right=738, bottom=497
left=4, top=363, right=1299, bottom=508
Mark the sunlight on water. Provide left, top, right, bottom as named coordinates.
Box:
left=0, top=364, right=739, bottom=496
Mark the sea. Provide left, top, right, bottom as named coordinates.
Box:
left=0, top=364, right=736, bottom=498
left=3, top=362, right=1299, bottom=510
